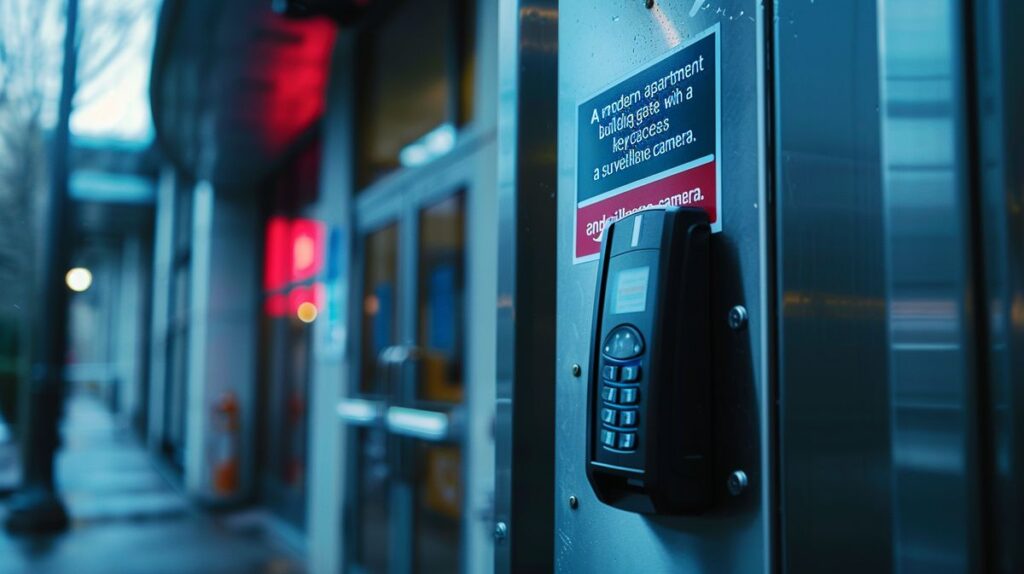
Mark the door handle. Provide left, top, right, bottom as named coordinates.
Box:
left=384, top=406, right=462, bottom=442
left=340, top=345, right=463, bottom=442
left=336, top=345, right=418, bottom=425
left=336, top=345, right=407, bottom=426
left=336, top=398, right=384, bottom=426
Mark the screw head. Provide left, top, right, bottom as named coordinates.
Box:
left=494, top=521, right=508, bottom=540
left=728, top=305, right=748, bottom=330
left=645, top=0, right=655, bottom=8
left=568, top=495, right=579, bottom=509
left=571, top=364, right=582, bottom=377
left=727, top=470, right=748, bottom=496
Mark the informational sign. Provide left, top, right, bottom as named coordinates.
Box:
left=574, top=24, right=721, bottom=263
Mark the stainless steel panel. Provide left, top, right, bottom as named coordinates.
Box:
left=975, top=1, right=1024, bottom=572
left=880, top=1, right=976, bottom=571
left=778, top=1, right=985, bottom=572
left=494, top=0, right=558, bottom=572
left=775, top=2, right=891, bottom=571
left=556, top=2, right=768, bottom=572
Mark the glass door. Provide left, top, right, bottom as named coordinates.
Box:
left=342, top=190, right=466, bottom=574
left=410, top=194, right=464, bottom=573
left=352, top=222, right=398, bottom=574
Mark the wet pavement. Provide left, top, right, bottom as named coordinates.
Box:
left=0, top=393, right=305, bottom=574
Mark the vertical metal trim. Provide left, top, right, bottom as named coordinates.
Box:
left=116, top=237, right=144, bottom=426
left=306, top=34, right=355, bottom=574
left=184, top=179, right=214, bottom=495
left=390, top=188, right=419, bottom=574
left=147, top=167, right=177, bottom=451
left=761, top=2, right=779, bottom=573
left=463, top=1, right=499, bottom=569
left=973, top=1, right=1024, bottom=571
left=960, top=0, right=994, bottom=571
left=874, top=5, right=898, bottom=569
left=495, top=0, right=558, bottom=572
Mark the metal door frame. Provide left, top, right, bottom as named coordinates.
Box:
left=310, top=1, right=499, bottom=570
left=343, top=139, right=483, bottom=574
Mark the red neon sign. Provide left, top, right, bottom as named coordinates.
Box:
left=290, top=218, right=325, bottom=284
left=264, top=216, right=327, bottom=317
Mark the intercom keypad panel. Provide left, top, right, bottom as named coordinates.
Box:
left=588, top=246, right=657, bottom=474
left=598, top=325, right=644, bottom=453
left=586, top=207, right=711, bottom=515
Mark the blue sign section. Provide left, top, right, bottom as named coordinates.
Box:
left=577, top=28, right=717, bottom=203
left=428, top=264, right=457, bottom=353
left=372, top=282, right=394, bottom=355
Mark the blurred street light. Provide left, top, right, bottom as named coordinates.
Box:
left=64, top=268, right=92, bottom=292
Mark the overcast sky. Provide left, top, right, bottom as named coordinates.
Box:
left=69, top=0, right=160, bottom=144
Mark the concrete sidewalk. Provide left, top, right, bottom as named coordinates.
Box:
left=0, top=393, right=305, bottom=574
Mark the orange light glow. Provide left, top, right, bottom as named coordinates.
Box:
left=364, top=295, right=380, bottom=315
left=297, top=302, right=318, bottom=323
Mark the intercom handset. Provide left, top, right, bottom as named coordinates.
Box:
left=586, top=206, right=712, bottom=514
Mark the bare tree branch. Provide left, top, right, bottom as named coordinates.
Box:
left=0, top=0, right=156, bottom=313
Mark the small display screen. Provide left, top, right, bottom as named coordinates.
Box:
left=611, top=266, right=650, bottom=314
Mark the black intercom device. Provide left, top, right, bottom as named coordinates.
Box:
left=585, top=206, right=712, bottom=514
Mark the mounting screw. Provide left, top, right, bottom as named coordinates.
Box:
left=568, top=495, right=579, bottom=509
left=645, top=0, right=655, bottom=9
left=571, top=364, right=582, bottom=377
left=728, top=305, right=748, bottom=330
left=494, top=521, right=508, bottom=541
left=727, top=470, right=748, bottom=496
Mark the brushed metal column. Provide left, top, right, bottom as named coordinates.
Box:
left=494, top=1, right=558, bottom=572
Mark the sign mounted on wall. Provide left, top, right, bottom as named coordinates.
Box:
left=574, top=24, right=721, bottom=263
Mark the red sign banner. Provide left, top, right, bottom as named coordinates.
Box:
left=574, top=158, right=717, bottom=260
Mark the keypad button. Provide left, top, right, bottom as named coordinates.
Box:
left=621, top=365, right=640, bottom=381
left=619, top=410, right=637, bottom=427
left=620, top=387, right=638, bottom=404
left=600, top=408, right=617, bottom=425
left=618, top=433, right=636, bottom=450
left=600, top=386, right=618, bottom=403
left=601, top=429, right=617, bottom=447
left=602, top=325, right=646, bottom=360
left=602, top=365, right=620, bottom=381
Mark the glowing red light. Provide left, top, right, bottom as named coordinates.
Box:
left=265, top=293, right=289, bottom=317
left=264, top=217, right=326, bottom=318
left=290, top=218, right=325, bottom=283
left=264, top=216, right=292, bottom=291
left=288, top=282, right=325, bottom=314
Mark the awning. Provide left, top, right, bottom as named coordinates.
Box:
left=149, top=0, right=343, bottom=188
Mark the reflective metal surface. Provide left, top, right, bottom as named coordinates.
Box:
left=304, top=38, right=354, bottom=574
left=974, top=2, right=1024, bottom=572
left=880, top=1, right=976, bottom=570
left=777, top=0, right=988, bottom=571
left=775, top=2, right=891, bottom=571
left=556, top=1, right=769, bottom=572
left=494, top=0, right=558, bottom=572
